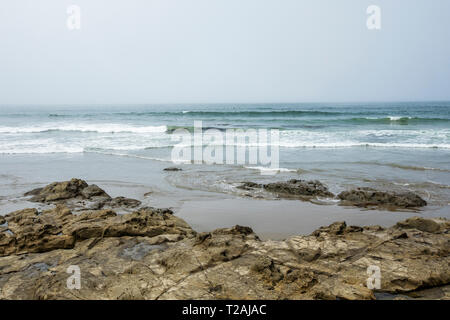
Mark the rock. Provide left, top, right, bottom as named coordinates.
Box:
left=236, top=182, right=262, bottom=190
left=23, top=187, right=43, bottom=196
left=4, top=180, right=447, bottom=300
left=110, top=197, right=142, bottom=209
left=26, top=179, right=100, bottom=202
left=236, top=180, right=334, bottom=198
left=163, top=167, right=182, bottom=172
left=80, top=184, right=110, bottom=199
left=0, top=205, right=194, bottom=257
left=338, top=188, right=427, bottom=209
left=0, top=202, right=448, bottom=300
left=24, top=179, right=147, bottom=210
left=311, top=221, right=348, bottom=236
left=395, top=217, right=449, bottom=233
left=263, top=179, right=334, bottom=198
left=0, top=207, right=75, bottom=256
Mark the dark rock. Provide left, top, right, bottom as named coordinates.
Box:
left=338, top=188, right=427, bottom=209
left=81, top=184, right=110, bottom=199
left=110, top=197, right=142, bottom=209
left=236, top=182, right=262, bottom=190
left=263, top=179, right=334, bottom=198
left=24, top=187, right=43, bottom=196
left=163, top=167, right=182, bottom=172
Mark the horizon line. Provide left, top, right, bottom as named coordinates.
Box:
left=1, top=100, right=450, bottom=107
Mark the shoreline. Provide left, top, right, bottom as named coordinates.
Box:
left=2, top=176, right=449, bottom=241
left=1, top=152, right=449, bottom=240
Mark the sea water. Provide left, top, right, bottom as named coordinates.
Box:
left=0, top=102, right=449, bottom=207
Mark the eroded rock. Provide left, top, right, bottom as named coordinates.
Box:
left=395, top=217, right=449, bottom=233
left=236, top=179, right=334, bottom=199
left=27, top=178, right=89, bottom=202
left=338, top=188, right=427, bottom=209
left=263, top=179, right=334, bottom=198
left=24, top=179, right=142, bottom=211
left=0, top=205, right=194, bottom=257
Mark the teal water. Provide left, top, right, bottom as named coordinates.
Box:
left=0, top=102, right=449, bottom=207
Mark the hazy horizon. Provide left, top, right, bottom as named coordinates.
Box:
left=2, top=100, right=450, bottom=108
left=1, top=0, right=449, bottom=105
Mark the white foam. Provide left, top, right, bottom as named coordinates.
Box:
left=1, top=125, right=449, bottom=154
left=0, top=145, right=84, bottom=154
left=245, top=166, right=296, bottom=173
left=83, top=149, right=175, bottom=162
left=388, top=116, right=412, bottom=121
left=0, top=124, right=167, bottom=134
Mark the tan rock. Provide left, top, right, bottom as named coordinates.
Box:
left=0, top=205, right=195, bottom=257
left=0, top=206, right=448, bottom=300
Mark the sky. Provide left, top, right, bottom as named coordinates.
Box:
left=0, top=0, right=449, bottom=105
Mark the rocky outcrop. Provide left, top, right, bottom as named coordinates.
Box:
left=0, top=204, right=448, bottom=299
left=2, top=179, right=445, bottom=300
left=236, top=181, right=427, bottom=210
left=237, top=180, right=334, bottom=198
left=338, top=188, right=427, bottom=209
left=0, top=205, right=194, bottom=257
left=24, top=179, right=142, bottom=211
left=236, top=182, right=262, bottom=191
left=263, top=179, right=334, bottom=198
left=25, top=179, right=91, bottom=202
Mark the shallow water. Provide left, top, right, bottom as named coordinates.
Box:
left=0, top=153, right=448, bottom=239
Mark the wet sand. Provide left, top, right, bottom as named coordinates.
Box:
left=176, top=198, right=450, bottom=240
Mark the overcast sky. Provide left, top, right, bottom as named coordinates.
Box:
left=0, top=0, right=449, bottom=105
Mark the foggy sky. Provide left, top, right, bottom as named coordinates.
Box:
left=1, top=0, right=449, bottom=105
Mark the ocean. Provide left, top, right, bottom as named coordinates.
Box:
left=1, top=102, right=449, bottom=209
